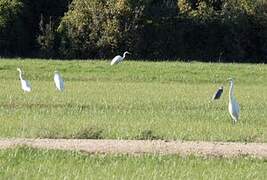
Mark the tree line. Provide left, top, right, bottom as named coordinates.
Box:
left=0, top=0, right=266, bottom=62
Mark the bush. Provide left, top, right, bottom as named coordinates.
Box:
left=58, top=0, right=145, bottom=59
left=140, top=0, right=267, bottom=62
left=0, top=0, right=70, bottom=57
left=135, top=129, right=163, bottom=140
left=37, top=15, right=57, bottom=58
left=0, top=0, right=31, bottom=56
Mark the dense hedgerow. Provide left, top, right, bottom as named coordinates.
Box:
left=0, top=0, right=266, bottom=62
left=56, top=0, right=267, bottom=62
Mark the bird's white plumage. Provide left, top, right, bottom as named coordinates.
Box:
left=228, top=79, right=240, bottom=123
left=111, top=51, right=130, bottom=65
left=111, top=55, right=123, bottom=65
left=54, top=71, right=64, bottom=91
left=17, top=68, right=31, bottom=92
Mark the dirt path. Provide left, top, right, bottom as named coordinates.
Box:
left=0, top=139, right=267, bottom=158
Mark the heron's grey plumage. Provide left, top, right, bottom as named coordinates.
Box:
left=228, top=79, right=240, bottom=123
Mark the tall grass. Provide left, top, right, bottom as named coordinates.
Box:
left=0, top=59, right=266, bottom=142
left=0, top=147, right=266, bottom=179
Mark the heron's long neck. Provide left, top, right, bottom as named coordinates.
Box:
left=18, top=71, right=23, bottom=81
left=122, top=53, right=127, bottom=60
left=229, top=82, right=234, bottom=100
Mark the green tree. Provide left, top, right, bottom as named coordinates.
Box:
left=58, top=0, right=145, bottom=58
left=0, top=0, right=31, bottom=56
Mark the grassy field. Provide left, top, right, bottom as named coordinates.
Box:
left=0, top=59, right=266, bottom=142
left=0, top=147, right=266, bottom=179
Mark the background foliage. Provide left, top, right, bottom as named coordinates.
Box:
left=0, top=0, right=266, bottom=62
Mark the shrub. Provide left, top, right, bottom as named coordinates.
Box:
left=0, top=0, right=71, bottom=57
left=172, top=0, right=267, bottom=62
left=0, top=0, right=31, bottom=56
left=57, top=0, right=145, bottom=59
left=70, top=127, right=103, bottom=139
left=135, top=129, right=163, bottom=140
left=37, top=15, right=57, bottom=58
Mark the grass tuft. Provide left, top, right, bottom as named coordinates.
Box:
left=37, top=129, right=63, bottom=139
left=135, top=130, right=163, bottom=140
left=69, top=127, right=103, bottom=139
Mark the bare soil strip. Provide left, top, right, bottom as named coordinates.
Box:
left=0, top=139, right=267, bottom=158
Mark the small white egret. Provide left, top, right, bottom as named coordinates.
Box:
left=110, top=51, right=130, bottom=66
left=17, top=68, right=31, bottom=92
left=54, top=71, right=64, bottom=92
left=228, top=78, right=240, bottom=123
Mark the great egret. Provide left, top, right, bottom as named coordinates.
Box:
left=228, top=78, right=240, bottom=123
left=54, top=71, right=64, bottom=92
left=212, top=86, right=224, bottom=100
left=17, top=68, right=31, bottom=92
left=110, top=51, right=130, bottom=65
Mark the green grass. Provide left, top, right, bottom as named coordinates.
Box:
left=0, top=147, right=266, bottom=179
left=0, top=59, right=266, bottom=142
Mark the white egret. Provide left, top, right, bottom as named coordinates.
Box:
left=228, top=78, right=240, bottom=123
left=54, top=71, right=64, bottom=92
left=212, top=85, right=224, bottom=100
left=110, top=51, right=130, bottom=65
left=17, top=68, right=31, bottom=92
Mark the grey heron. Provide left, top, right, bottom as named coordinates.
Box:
left=228, top=78, right=240, bottom=123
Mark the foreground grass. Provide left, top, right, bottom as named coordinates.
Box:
left=0, top=147, right=266, bottom=179
left=0, top=59, right=266, bottom=142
